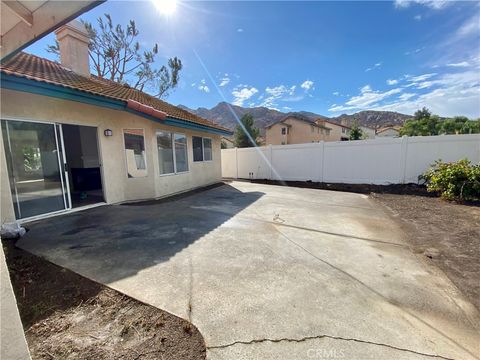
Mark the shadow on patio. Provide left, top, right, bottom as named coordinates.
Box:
left=18, top=184, right=264, bottom=284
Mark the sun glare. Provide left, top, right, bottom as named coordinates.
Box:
left=153, top=0, right=177, bottom=16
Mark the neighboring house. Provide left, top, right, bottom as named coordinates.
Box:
left=221, top=137, right=235, bottom=148
left=376, top=126, right=401, bottom=137
left=0, top=21, right=231, bottom=223
left=265, top=114, right=331, bottom=145
left=360, top=126, right=376, bottom=139
left=315, top=119, right=351, bottom=141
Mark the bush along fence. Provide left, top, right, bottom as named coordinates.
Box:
left=221, top=134, right=480, bottom=185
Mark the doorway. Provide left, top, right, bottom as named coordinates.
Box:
left=61, top=124, right=104, bottom=208
left=1, top=119, right=68, bottom=219
left=2, top=119, right=105, bottom=220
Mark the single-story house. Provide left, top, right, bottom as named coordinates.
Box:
left=0, top=21, right=232, bottom=223
left=376, top=126, right=401, bottom=138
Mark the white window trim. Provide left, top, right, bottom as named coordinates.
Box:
left=156, top=131, right=189, bottom=176
left=173, top=132, right=189, bottom=173
left=123, top=128, right=148, bottom=178
left=193, top=136, right=213, bottom=163
left=202, top=137, right=213, bottom=162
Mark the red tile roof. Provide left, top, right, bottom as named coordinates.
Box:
left=1, top=52, right=230, bottom=133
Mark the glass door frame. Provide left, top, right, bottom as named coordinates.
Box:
left=2, top=117, right=72, bottom=221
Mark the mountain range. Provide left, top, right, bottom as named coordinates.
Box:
left=178, top=102, right=413, bottom=135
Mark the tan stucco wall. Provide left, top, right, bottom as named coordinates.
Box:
left=266, top=117, right=328, bottom=145
left=320, top=121, right=350, bottom=142
left=1, top=89, right=222, bottom=223
left=376, top=128, right=400, bottom=137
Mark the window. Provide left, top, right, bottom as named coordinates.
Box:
left=157, top=131, right=174, bottom=175
left=193, top=136, right=213, bottom=162
left=156, top=131, right=188, bottom=174
left=124, top=129, right=147, bottom=178
left=281, top=127, right=286, bottom=135
left=326, top=129, right=331, bottom=136
left=203, top=138, right=212, bottom=161
left=175, top=133, right=188, bottom=172
left=342, top=127, right=347, bottom=134
left=193, top=136, right=203, bottom=162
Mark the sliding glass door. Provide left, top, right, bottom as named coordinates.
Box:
left=1, top=119, right=69, bottom=219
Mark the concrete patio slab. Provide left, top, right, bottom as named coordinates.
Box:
left=18, top=181, right=480, bottom=359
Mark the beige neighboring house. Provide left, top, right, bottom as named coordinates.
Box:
left=315, top=119, right=351, bottom=141
left=265, top=115, right=332, bottom=145
left=221, top=136, right=235, bottom=148
left=376, top=126, right=401, bottom=137
left=360, top=126, right=376, bottom=139
left=0, top=21, right=231, bottom=224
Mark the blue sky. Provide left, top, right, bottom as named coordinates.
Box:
left=26, top=0, right=480, bottom=118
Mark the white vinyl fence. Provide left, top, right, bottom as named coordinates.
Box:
left=221, top=134, right=480, bottom=185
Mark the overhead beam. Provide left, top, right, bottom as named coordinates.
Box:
left=3, top=1, right=33, bottom=27
left=1, top=0, right=105, bottom=61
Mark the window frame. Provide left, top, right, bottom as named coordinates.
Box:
left=123, top=128, right=148, bottom=178
left=192, top=136, right=213, bottom=163
left=202, top=137, right=213, bottom=162
left=156, top=130, right=189, bottom=176
left=173, top=132, right=189, bottom=173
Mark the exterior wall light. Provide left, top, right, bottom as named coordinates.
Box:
left=104, top=129, right=113, bottom=137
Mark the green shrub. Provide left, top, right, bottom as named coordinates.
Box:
left=419, top=159, right=480, bottom=201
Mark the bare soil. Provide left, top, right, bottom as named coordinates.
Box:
left=371, top=194, right=480, bottom=310
left=2, top=243, right=206, bottom=360
left=250, top=179, right=434, bottom=196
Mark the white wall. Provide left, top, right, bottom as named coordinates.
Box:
left=221, top=134, right=480, bottom=185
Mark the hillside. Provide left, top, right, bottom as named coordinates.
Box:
left=331, top=111, right=412, bottom=129
left=179, top=102, right=412, bottom=134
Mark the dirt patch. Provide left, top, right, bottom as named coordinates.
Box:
left=371, top=194, right=480, bottom=310
left=247, top=179, right=433, bottom=196
left=2, top=243, right=206, bottom=360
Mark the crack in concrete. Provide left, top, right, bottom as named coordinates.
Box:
left=187, top=255, right=193, bottom=322
left=207, top=334, right=455, bottom=359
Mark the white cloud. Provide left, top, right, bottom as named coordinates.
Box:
left=231, top=85, right=258, bottom=106
left=456, top=14, right=480, bottom=38
left=406, top=73, right=437, bottom=83
left=414, top=14, right=422, bottom=21
left=197, top=79, right=210, bottom=93
left=395, top=0, right=449, bottom=10
left=405, top=47, right=424, bottom=56
left=237, top=28, right=244, bottom=33
left=300, top=80, right=314, bottom=91
left=328, top=85, right=402, bottom=112
left=259, top=84, right=300, bottom=108
left=399, top=93, right=416, bottom=101
left=330, top=70, right=480, bottom=118
left=446, top=61, right=470, bottom=68
left=333, top=91, right=340, bottom=96
left=365, top=62, right=382, bottom=72
left=387, top=79, right=399, bottom=85
left=219, top=74, right=231, bottom=87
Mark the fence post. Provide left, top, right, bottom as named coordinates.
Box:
left=318, top=141, right=325, bottom=183
left=269, top=144, right=273, bottom=180
left=400, top=136, right=408, bottom=184
left=235, top=147, right=239, bottom=179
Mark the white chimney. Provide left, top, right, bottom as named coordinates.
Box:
left=55, top=20, right=90, bottom=77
